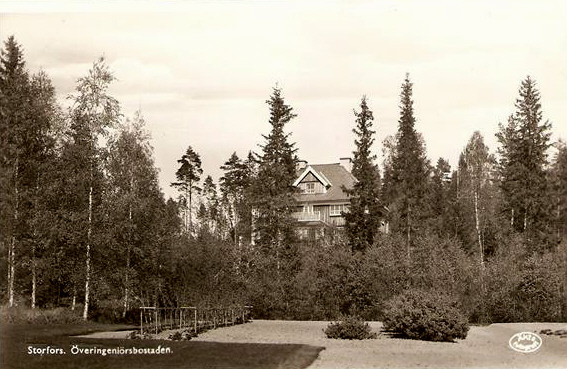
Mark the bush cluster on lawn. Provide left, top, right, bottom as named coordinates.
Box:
left=1, top=306, right=84, bottom=324
left=324, top=316, right=377, bottom=340
left=382, top=289, right=469, bottom=342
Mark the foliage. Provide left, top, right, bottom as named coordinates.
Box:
left=248, top=86, right=300, bottom=318
left=220, top=151, right=255, bottom=245
left=496, top=76, right=552, bottom=247
left=324, top=316, right=377, bottom=340
left=1, top=37, right=565, bottom=329
left=382, top=74, right=431, bottom=250
left=1, top=306, right=84, bottom=325
left=172, top=146, right=203, bottom=234
left=343, top=96, right=382, bottom=253
left=383, top=289, right=469, bottom=342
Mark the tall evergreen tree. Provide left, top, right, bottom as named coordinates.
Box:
left=249, top=86, right=299, bottom=318
left=428, top=157, right=452, bottom=238
left=171, top=146, right=203, bottom=235
left=343, top=96, right=382, bottom=253
left=550, top=141, right=567, bottom=243
left=252, top=86, right=298, bottom=253
left=198, top=175, right=222, bottom=237
left=220, top=152, right=253, bottom=245
left=25, top=70, right=60, bottom=309
left=496, top=76, right=552, bottom=246
left=382, top=74, right=430, bottom=258
left=0, top=36, right=30, bottom=306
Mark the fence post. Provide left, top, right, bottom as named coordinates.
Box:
left=140, top=309, right=143, bottom=335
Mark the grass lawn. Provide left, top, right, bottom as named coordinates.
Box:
left=1, top=323, right=324, bottom=369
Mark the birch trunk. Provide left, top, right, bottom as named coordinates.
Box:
left=32, top=175, right=40, bottom=309
left=83, top=185, right=93, bottom=321
left=31, top=247, right=36, bottom=309
left=474, top=190, right=484, bottom=267
left=71, top=286, right=76, bottom=311
left=8, top=159, right=19, bottom=307
left=123, top=201, right=132, bottom=318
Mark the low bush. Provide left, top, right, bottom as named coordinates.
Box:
left=324, top=316, right=377, bottom=340
left=1, top=306, right=84, bottom=325
left=382, top=289, right=469, bottom=342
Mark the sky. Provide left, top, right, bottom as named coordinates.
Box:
left=2, top=0, right=566, bottom=199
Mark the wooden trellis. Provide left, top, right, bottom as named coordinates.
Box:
left=140, top=306, right=252, bottom=335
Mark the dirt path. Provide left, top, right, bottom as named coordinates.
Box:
left=193, top=320, right=567, bottom=369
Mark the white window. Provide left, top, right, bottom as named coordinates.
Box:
left=330, top=204, right=347, bottom=216
left=305, top=183, right=315, bottom=194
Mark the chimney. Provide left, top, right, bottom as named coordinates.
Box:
left=297, top=160, right=308, bottom=172
left=340, top=157, right=352, bottom=172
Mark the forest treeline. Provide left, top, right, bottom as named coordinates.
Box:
left=1, top=36, right=566, bottom=323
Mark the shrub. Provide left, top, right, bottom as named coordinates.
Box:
left=126, top=330, right=141, bottom=339
left=1, top=306, right=84, bottom=325
left=324, top=316, right=377, bottom=340
left=169, top=330, right=183, bottom=341
left=383, top=289, right=469, bottom=342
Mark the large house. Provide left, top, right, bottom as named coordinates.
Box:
left=292, top=158, right=356, bottom=239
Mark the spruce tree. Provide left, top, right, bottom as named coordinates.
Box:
left=496, top=76, right=552, bottom=246
left=252, top=86, right=298, bottom=253
left=343, top=96, right=382, bottom=253
left=382, top=74, right=430, bottom=257
left=0, top=36, right=30, bottom=307
left=250, top=86, right=298, bottom=318
left=550, top=141, right=567, bottom=242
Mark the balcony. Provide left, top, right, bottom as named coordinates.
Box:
left=292, top=211, right=322, bottom=222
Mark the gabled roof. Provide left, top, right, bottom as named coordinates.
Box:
left=293, top=166, right=331, bottom=187
left=294, top=163, right=357, bottom=203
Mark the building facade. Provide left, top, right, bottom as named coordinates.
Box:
left=292, top=158, right=355, bottom=239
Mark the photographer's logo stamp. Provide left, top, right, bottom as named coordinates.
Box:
left=509, top=332, right=542, bottom=353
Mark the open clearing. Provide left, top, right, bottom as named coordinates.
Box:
left=58, top=320, right=567, bottom=368
left=191, top=320, right=567, bottom=369
left=1, top=323, right=322, bottom=369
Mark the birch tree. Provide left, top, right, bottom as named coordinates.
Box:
left=67, top=57, right=120, bottom=320
left=106, top=111, right=156, bottom=317
left=459, top=131, right=494, bottom=266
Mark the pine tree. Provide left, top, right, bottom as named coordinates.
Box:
left=496, top=76, right=552, bottom=246
left=343, top=96, right=382, bottom=253
left=382, top=74, right=430, bottom=258
left=172, top=146, right=203, bottom=235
